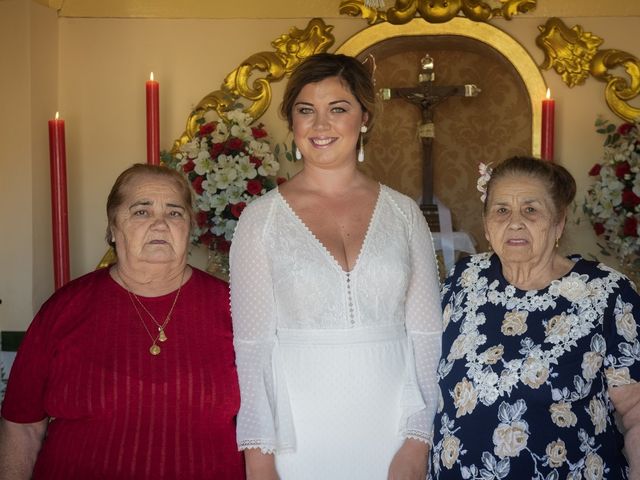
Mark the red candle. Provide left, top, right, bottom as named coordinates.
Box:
left=541, top=88, right=555, bottom=161
left=48, top=112, right=70, bottom=290
left=146, top=72, right=160, bottom=165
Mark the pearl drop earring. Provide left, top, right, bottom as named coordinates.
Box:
left=358, top=125, right=368, bottom=163
left=295, top=147, right=302, bottom=160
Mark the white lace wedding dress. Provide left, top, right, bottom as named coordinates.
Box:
left=230, top=185, right=442, bottom=480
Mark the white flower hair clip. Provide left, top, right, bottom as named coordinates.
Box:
left=477, top=162, right=493, bottom=203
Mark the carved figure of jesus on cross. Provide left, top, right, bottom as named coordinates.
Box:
left=380, top=53, right=480, bottom=231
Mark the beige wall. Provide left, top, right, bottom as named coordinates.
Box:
left=1, top=0, right=638, bottom=329
left=0, top=0, right=57, bottom=331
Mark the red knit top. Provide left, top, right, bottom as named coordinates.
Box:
left=2, top=267, right=244, bottom=479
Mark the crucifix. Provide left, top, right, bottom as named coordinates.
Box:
left=380, top=53, right=481, bottom=231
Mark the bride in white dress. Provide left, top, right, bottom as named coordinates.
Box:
left=230, top=53, right=443, bottom=480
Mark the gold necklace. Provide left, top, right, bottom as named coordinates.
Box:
left=118, top=269, right=185, bottom=356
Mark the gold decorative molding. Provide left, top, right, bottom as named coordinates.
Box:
left=537, top=17, right=640, bottom=122
left=336, top=17, right=547, bottom=156
left=171, top=18, right=334, bottom=152
left=339, top=0, right=536, bottom=25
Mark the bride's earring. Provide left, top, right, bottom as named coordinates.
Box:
left=295, top=146, right=302, bottom=160
left=358, top=125, right=368, bottom=163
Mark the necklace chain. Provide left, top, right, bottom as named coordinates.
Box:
left=117, top=268, right=185, bottom=356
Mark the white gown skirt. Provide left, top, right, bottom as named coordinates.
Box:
left=274, top=324, right=409, bottom=480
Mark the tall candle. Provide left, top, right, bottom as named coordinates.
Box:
left=541, top=88, right=555, bottom=161
left=146, top=72, right=160, bottom=165
left=48, top=112, right=70, bottom=290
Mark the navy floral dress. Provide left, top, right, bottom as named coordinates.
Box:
left=430, top=253, right=640, bottom=480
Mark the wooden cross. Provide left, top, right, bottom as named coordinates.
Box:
left=380, top=53, right=480, bottom=231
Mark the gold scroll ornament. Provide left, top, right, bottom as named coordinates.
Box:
left=171, top=17, right=334, bottom=153
left=537, top=17, right=640, bottom=122
left=339, top=0, right=536, bottom=25
left=97, top=18, right=335, bottom=269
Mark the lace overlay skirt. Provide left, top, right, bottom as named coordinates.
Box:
left=274, top=324, right=408, bottom=480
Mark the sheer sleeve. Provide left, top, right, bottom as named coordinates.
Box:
left=401, top=200, right=443, bottom=445
left=230, top=196, right=294, bottom=453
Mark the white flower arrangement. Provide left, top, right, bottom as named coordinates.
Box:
left=584, top=118, right=640, bottom=278
left=165, top=106, right=282, bottom=254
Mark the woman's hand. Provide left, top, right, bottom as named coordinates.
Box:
left=244, top=449, right=280, bottom=480
left=0, top=418, right=48, bottom=479
left=609, top=383, right=640, bottom=480
left=388, top=438, right=430, bottom=480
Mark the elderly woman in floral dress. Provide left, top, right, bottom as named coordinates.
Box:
left=430, top=156, right=640, bottom=479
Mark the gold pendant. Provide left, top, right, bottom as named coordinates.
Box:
left=149, top=344, right=161, bottom=355
left=158, top=328, right=167, bottom=342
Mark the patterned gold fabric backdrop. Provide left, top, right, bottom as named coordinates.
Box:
left=358, top=41, right=532, bottom=253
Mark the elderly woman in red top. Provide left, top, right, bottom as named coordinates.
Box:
left=0, top=164, right=243, bottom=479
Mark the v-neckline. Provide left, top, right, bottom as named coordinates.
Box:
left=277, top=185, right=383, bottom=274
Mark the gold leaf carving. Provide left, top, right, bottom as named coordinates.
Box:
left=537, top=17, right=640, bottom=122
left=172, top=18, right=334, bottom=152
left=536, top=18, right=602, bottom=88
left=339, top=0, right=388, bottom=25
left=591, top=49, right=640, bottom=122
left=339, top=0, right=536, bottom=25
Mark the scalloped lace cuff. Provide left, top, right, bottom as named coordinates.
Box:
left=238, top=439, right=276, bottom=455
left=403, top=429, right=433, bottom=447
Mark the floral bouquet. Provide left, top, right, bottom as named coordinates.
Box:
left=584, top=118, right=640, bottom=282
left=165, top=105, right=281, bottom=263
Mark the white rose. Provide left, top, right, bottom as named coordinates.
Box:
left=581, top=351, right=603, bottom=381
left=521, top=357, right=549, bottom=389
left=440, top=435, right=461, bottom=469
left=584, top=452, right=605, bottom=480
left=552, top=274, right=589, bottom=302
left=545, top=439, right=567, bottom=468
left=588, top=398, right=607, bottom=435
left=616, top=309, right=637, bottom=342
left=493, top=421, right=529, bottom=458
left=453, top=378, right=478, bottom=417
left=549, top=401, right=577, bottom=428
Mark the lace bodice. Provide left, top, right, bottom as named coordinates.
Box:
left=230, top=185, right=443, bottom=452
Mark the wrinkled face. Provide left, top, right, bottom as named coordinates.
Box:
left=484, top=175, right=565, bottom=267
left=292, top=75, right=368, bottom=168
left=111, top=174, right=191, bottom=267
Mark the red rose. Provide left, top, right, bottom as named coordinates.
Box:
left=199, top=122, right=216, bottom=136
left=249, top=155, right=262, bottom=167
left=617, top=123, right=635, bottom=136
left=593, top=222, right=605, bottom=236
left=246, top=179, right=263, bottom=195
left=251, top=126, right=268, bottom=139
left=210, top=142, right=225, bottom=158
left=615, top=161, right=631, bottom=178
left=230, top=202, right=246, bottom=219
left=622, top=189, right=640, bottom=207
left=182, top=159, right=195, bottom=173
left=192, top=176, right=204, bottom=195
left=196, top=211, right=209, bottom=227
left=215, top=237, right=231, bottom=253
left=198, top=231, right=214, bottom=248
left=623, top=217, right=638, bottom=237
left=277, top=177, right=287, bottom=185
left=588, top=163, right=601, bottom=176
left=226, top=138, right=244, bottom=152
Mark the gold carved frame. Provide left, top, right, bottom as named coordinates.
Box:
left=339, top=0, right=536, bottom=25
left=336, top=17, right=547, bottom=156
left=537, top=17, right=640, bottom=122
